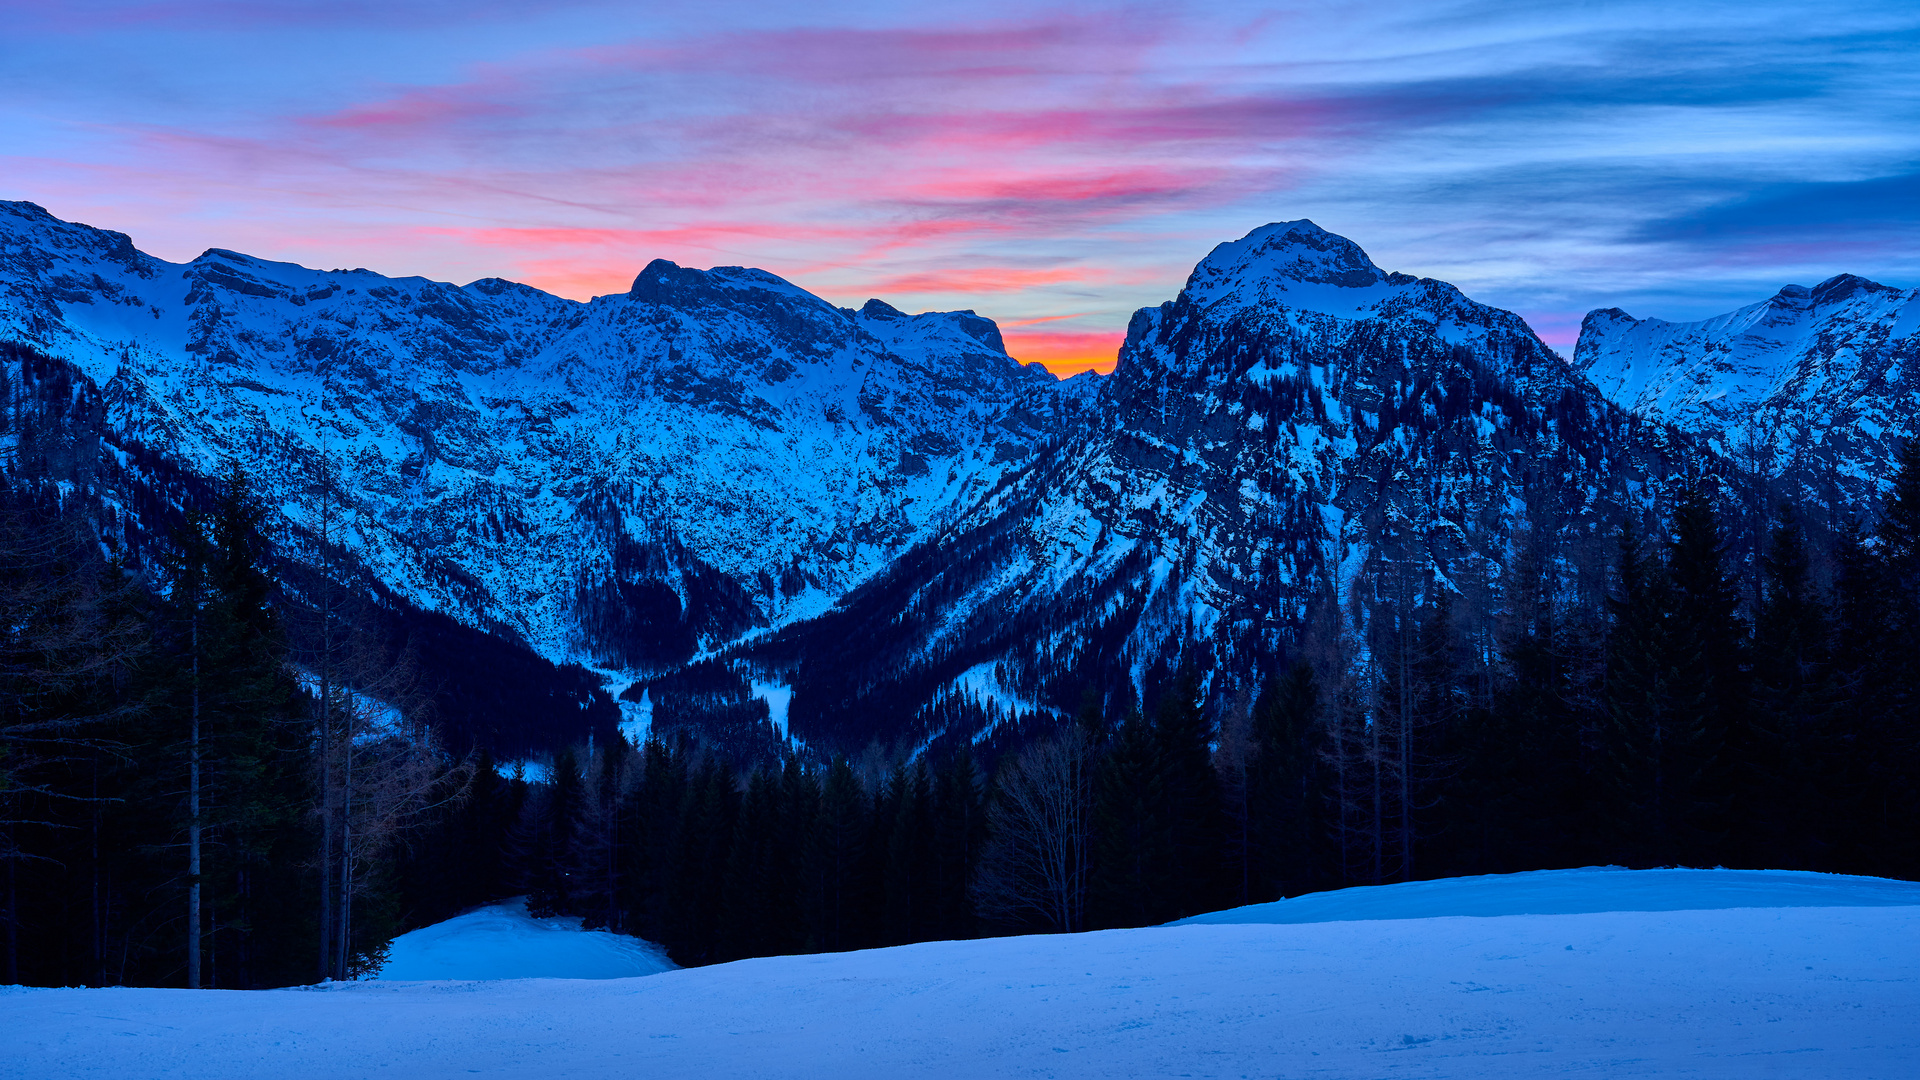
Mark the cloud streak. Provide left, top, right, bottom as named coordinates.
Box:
left=4, top=1, right=1917, bottom=362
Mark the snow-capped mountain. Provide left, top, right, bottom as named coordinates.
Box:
left=753, top=222, right=1698, bottom=749
left=12, top=203, right=1908, bottom=758
left=0, top=200, right=1089, bottom=672
left=1574, top=275, right=1920, bottom=503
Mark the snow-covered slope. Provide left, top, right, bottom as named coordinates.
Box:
left=1180, top=865, right=1920, bottom=924
left=1575, top=275, right=1920, bottom=502
left=9, top=869, right=1917, bottom=1078
left=376, top=897, right=675, bottom=981
left=0, top=200, right=1088, bottom=670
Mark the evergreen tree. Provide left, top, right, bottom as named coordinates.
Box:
left=1446, top=569, right=1585, bottom=877
left=1745, top=505, right=1837, bottom=868
left=805, top=756, right=867, bottom=952
left=1662, top=485, right=1743, bottom=857
left=719, top=766, right=784, bottom=960
left=1154, top=669, right=1225, bottom=916
left=927, top=747, right=985, bottom=940
left=525, top=748, right=585, bottom=917
left=1861, top=440, right=1920, bottom=874
left=1089, top=707, right=1172, bottom=928
left=881, top=762, right=933, bottom=946
left=1247, top=661, right=1328, bottom=898
left=1603, top=519, right=1700, bottom=865
left=668, top=756, right=735, bottom=963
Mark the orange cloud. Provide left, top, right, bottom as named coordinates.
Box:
left=1002, top=328, right=1125, bottom=377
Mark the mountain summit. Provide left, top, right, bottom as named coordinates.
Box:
left=3, top=204, right=1907, bottom=758
left=0, top=200, right=1090, bottom=676
left=1574, top=272, right=1920, bottom=499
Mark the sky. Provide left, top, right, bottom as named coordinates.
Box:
left=3, top=1, right=1917, bottom=374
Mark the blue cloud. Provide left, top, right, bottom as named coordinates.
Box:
left=1643, top=173, right=1920, bottom=241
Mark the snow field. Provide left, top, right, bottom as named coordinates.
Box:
left=7, top=869, right=1918, bottom=1079
left=1180, top=865, right=1920, bottom=925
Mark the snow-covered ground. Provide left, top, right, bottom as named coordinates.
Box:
left=8, top=869, right=1918, bottom=1078
left=1179, top=865, right=1920, bottom=924
left=376, top=898, right=675, bottom=981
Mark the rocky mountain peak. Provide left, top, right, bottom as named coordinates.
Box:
left=1811, top=273, right=1889, bottom=305
left=625, top=258, right=828, bottom=310
left=1180, top=220, right=1402, bottom=307
left=1575, top=271, right=1919, bottom=505
left=0, top=202, right=1097, bottom=679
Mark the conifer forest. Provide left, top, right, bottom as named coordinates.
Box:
left=5, top=422, right=1918, bottom=986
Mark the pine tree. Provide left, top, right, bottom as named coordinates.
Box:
left=526, top=748, right=585, bottom=918
left=719, top=766, right=783, bottom=960
left=1603, top=519, right=1696, bottom=866
left=1862, top=439, right=1920, bottom=875
left=1089, top=707, right=1171, bottom=928
left=1745, top=505, right=1837, bottom=868
left=880, top=762, right=932, bottom=945
left=1247, top=661, right=1327, bottom=898
left=927, top=747, right=984, bottom=940
left=1662, top=485, right=1743, bottom=859
left=806, top=756, right=866, bottom=952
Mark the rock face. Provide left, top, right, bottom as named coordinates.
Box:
left=1574, top=275, right=1920, bottom=504
left=754, top=222, right=1697, bottom=750
left=8, top=204, right=1909, bottom=757
left=0, top=200, right=1089, bottom=672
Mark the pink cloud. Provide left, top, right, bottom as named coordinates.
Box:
left=864, top=266, right=1108, bottom=295
left=308, top=87, right=524, bottom=131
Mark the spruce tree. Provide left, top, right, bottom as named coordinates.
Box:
left=806, top=756, right=866, bottom=952
left=1248, top=662, right=1327, bottom=898
left=526, top=748, right=585, bottom=917
left=158, top=465, right=314, bottom=986
left=1089, top=707, right=1171, bottom=928
left=1746, top=505, right=1836, bottom=868
left=1662, top=485, right=1743, bottom=860
left=1603, top=519, right=1697, bottom=866
left=927, top=747, right=984, bottom=940
left=719, top=766, right=783, bottom=960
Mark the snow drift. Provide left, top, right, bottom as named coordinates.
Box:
left=7, top=868, right=1917, bottom=1079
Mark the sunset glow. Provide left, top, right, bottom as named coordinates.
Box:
left=3, top=1, right=1916, bottom=360
left=1001, top=329, right=1130, bottom=377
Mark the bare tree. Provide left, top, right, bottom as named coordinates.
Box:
left=0, top=502, right=146, bottom=983
left=312, top=636, right=465, bottom=980
left=973, top=727, right=1093, bottom=933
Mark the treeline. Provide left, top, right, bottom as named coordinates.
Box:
left=404, top=740, right=987, bottom=963
left=6, top=435, right=1917, bottom=983
left=0, top=468, right=455, bottom=988
left=407, top=443, right=1920, bottom=965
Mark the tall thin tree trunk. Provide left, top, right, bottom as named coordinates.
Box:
left=317, top=694, right=331, bottom=979
left=188, top=607, right=202, bottom=990
left=5, top=855, right=17, bottom=985
left=315, top=459, right=336, bottom=981
left=92, top=754, right=102, bottom=986
left=1400, top=582, right=1414, bottom=883
left=335, top=690, right=353, bottom=980
left=1370, top=669, right=1383, bottom=886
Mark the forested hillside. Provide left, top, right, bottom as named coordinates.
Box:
left=7, top=438, right=1916, bottom=981
left=3, top=213, right=1916, bottom=987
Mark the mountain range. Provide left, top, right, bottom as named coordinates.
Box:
left=2, top=200, right=1912, bottom=758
